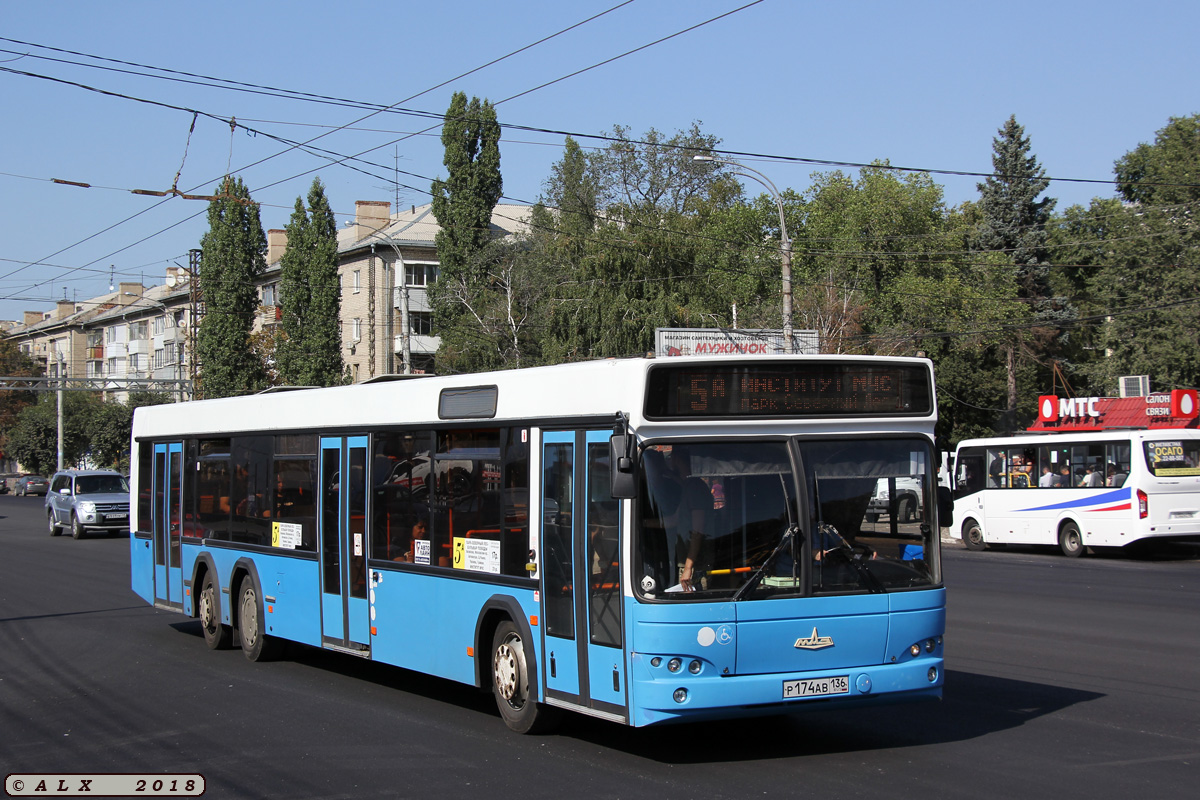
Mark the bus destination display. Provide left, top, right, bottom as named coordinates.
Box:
left=645, top=362, right=932, bottom=419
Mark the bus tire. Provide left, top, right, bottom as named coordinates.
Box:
left=199, top=572, right=233, bottom=650
left=491, top=620, right=559, bottom=734
left=1059, top=522, right=1085, bottom=558
left=963, top=519, right=985, bottom=551
left=47, top=511, right=62, bottom=536
left=237, top=577, right=283, bottom=662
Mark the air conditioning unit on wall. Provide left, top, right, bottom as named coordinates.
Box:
left=1119, top=375, right=1150, bottom=398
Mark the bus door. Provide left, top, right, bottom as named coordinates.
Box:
left=318, top=436, right=370, bottom=653
left=540, top=429, right=627, bottom=721
left=152, top=442, right=184, bottom=609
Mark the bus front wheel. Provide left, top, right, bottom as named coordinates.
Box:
left=491, top=620, right=559, bottom=734
left=963, top=519, right=985, bottom=551
left=199, top=572, right=233, bottom=650
left=1059, top=522, right=1085, bottom=558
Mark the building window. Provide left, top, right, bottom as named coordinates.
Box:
left=410, top=312, right=432, bottom=336
left=352, top=318, right=362, bottom=341
left=106, top=326, right=118, bottom=343
left=153, top=316, right=166, bottom=335
left=130, top=321, right=149, bottom=340
left=352, top=270, right=361, bottom=293
left=405, top=264, right=438, bottom=287
left=154, top=348, right=165, bottom=369
left=262, top=283, right=278, bottom=306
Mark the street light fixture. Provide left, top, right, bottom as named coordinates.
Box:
left=693, top=155, right=794, bottom=353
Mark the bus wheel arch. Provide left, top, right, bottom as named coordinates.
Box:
left=962, top=518, right=986, bottom=551
left=1058, top=520, right=1085, bottom=558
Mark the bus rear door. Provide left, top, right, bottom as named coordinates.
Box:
left=540, top=429, right=627, bottom=723
left=319, top=436, right=370, bottom=654
left=152, top=442, right=184, bottom=609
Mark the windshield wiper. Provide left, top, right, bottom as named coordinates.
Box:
left=732, top=523, right=798, bottom=602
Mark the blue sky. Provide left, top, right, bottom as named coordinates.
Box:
left=2, top=0, right=1196, bottom=322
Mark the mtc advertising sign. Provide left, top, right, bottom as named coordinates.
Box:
left=1033, top=389, right=1199, bottom=431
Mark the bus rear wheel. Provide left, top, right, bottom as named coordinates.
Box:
left=963, top=519, right=985, bottom=551
left=237, top=578, right=282, bottom=662
left=199, top=572, right=233, bottom=650
left=491, top=620, right=558, bottom=734
left=1059, top=522, right=1085, bottom=558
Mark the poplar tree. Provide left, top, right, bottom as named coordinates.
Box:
left=277, top=178, right=343, bottom=386
left=430, top=92, right=502, bottom=276
left=196, top=175, right=267, bottom=398
left=428, top=92, right=504, bottom=371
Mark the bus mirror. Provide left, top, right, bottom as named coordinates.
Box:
left=610, top=433, right=639, bottom=499
left=937, top=485, right=953, bottom=529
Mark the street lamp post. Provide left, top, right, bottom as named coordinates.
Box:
left=693, top=156, right=793, bottom=353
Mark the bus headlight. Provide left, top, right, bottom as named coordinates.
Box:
left=667, top=658, right=682, bottom=673
left=673, top=688, right=688, bottom=703
left=688, top=660, right=702, bottom=674
left=910, top=644, right=921, bottom=657
left=925, top=638, right=937, bottom=653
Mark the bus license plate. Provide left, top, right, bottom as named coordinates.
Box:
left=783, top=675, right=849, bottom=699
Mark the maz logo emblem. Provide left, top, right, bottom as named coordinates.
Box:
left=794, top=627, right=834, bottom=650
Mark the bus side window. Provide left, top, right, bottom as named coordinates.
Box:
left=955, top=449, right=986, bottom=497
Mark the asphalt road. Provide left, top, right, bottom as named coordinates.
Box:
left=2, top=493, right=1197, bottom=800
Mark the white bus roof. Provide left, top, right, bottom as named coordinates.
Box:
left=132, top=355, right=936, bottom=439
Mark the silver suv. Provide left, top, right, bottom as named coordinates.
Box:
left=46, top=470, right=131, bottom=539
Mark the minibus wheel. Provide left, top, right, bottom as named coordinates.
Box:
left=1059, top=522, right=1085, bottom=558
left=962, top=519, right=985, bottom=551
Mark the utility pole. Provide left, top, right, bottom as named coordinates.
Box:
left=188, top=248, right=201, bottom=395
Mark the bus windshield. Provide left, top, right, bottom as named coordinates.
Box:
left=635, top=438, right=939, bottom=600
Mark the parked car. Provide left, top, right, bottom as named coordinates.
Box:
left=866, top=476, right=924, bottom=524
left=45, top=470, right=131, bottom=538
left=15, top=475, right=49, bottom=496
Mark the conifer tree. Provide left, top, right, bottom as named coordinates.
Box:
left=277, top=178, right=343, bottom=386
left=972, top=116, right=1060, bottom=431
left=196, top=175, right=267, bottom=398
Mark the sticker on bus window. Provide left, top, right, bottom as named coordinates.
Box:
left=413, top=539, right=431, bottom=565
left=453, top=537, right=501, bottom=574
left=272, top=521, right=303, bottom=550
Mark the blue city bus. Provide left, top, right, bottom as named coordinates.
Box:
left=130, top=355, right=948, bottom=732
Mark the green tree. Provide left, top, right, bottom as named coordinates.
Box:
left=6, top=392, right=101, bottom=474
left=971, top=116, right=1060, bottom=431
left=1051, top=115, right=1200, bottom=393
left=428, top=92, right=504, bottom=372
left=88, top=392, right=173, bottom=470
left=277, top=178, right=343, bottom=386
left=196, top=175, right=268, bottom=398
left=0, top=338, right=41, bottom=460
left=430, top=92, right=502, bottom=276
left=534, top=124, right=735, bottom=363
